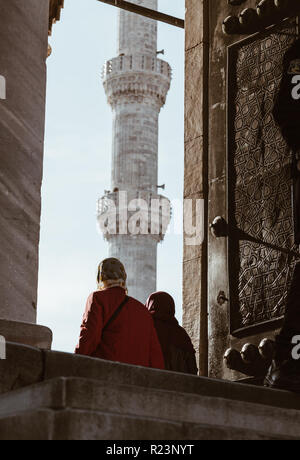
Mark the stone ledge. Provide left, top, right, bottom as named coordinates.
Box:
left=2, top=342, right=300, bottom=413
left=0, top=319, right=52, bottom=349
left=0, top=343, right=43, bottom=394
left=0, top=409, right=54, bottom=441
left=0, top=377, right=297, bottom=440
left=38, top=352, right=300, bottom=412
left=0, top=407, right=283, bottom=440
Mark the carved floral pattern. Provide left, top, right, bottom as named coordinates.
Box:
left=229, top=20, right=300, bottom=331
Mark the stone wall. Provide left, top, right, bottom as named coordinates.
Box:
left=183, top=0, right=209, bottom=376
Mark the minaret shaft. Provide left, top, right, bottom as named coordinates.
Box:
left=109, top=235, right=157, bottom=304
left=112, top=103, right=159, bottom=193
left=118, top=0, right=158, bottom=56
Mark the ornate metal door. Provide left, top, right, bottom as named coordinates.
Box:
left=228, top=19, right=299, bottom=337
left=208, top=10, right=300, bottom=380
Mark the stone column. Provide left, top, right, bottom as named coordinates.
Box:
left=0, top=0, right=52, bottom=348
left=183, top=0, right=209, bottom=376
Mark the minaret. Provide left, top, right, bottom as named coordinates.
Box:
left=98, top=0, right=172, bottom=303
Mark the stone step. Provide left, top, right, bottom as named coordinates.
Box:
left=0, top=377, right=299, bottom=440
left=0, top=407, right=288, bottom=440
left=2, top=342, right=300, bottom=415
left=0, top=319, right=52, bottom=350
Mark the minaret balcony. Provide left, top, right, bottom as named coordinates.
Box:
left=102, top=55, right=172, bottom=108
left=97, top=190, right=172, bottom=243
left=102, top=55, right=172, bottom=81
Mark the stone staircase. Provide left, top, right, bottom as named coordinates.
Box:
left=1, top=342, right=300, bottom=440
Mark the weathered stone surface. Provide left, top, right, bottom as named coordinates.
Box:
left=3, top=343, right=300, bottom=411
left=0, top=343, right=43, bottom=394
left=0, top=409, right=54, bottom=441
left=182, top=300, right=201, bottom=364
left=0, top=406, right=187, bottom=440
left=1, top=345, right=300, bottom=439
left=0, top=377, right=300, bottom=440
left=0, top=378, right=65, bottom=416
left=184, top=46, right=205, bottom=143
left=0, top=0, right=48, bottom=323
left=185, top=0, right=205, bottom=51
left=52, top=409, right=188, bottom=441
left=184, top=137, right=204, bottom=198
left=42, top=350, right=300, bottom=413
left=0, top=407, right=291, bottom=440
left=37, top=379, right=300, bottom=439
left=182, top=258, right=202, bottom=307
left=0, top=319, right=52, bottom=349
left=183, top=0, right=209, bottom=376
left=43, top=350, right=202, bottom=395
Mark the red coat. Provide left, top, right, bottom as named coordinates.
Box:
left=75, top=287, right=165, bottom=369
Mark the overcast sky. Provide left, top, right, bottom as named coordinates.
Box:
left=37, top=0, right=185, bottom=352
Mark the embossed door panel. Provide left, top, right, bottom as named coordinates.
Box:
left=227, top=19, right=300, bottom=338
left=207, top=9, right=300, bottom=380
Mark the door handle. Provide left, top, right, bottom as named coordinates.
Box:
left=217, top=291, right=229, bottom=306
left=210, top=216, right=228, bottom=238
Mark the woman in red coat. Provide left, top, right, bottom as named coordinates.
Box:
left=75, top=258, right=164, bottom=370
left=146, top=291, right=198, bottom=375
